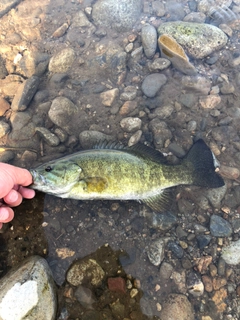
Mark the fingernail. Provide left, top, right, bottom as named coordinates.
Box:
left=0, top=207, right=9, bottom=220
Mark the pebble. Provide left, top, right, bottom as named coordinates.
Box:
left=159, top=262, right=174, bottom=279
left=108, top=277, right=126, bottom=293
left=0, top=97, right=10, bottom=116
left=0, top=256, right=56, bottom=320
left=196, top=235, right=212, bottom=249
left=158, top=21, right=228, bottom=59
left=210, top=215, right=232, bottom=237
left=11, top=76, right=40, bottom=111
left=120, top=117, right=142, bottom=132
left=218, top=258, right=226, bottom=277
left=128, top=130, right=142, bottom=146
left=149, top=118, right=172, bottom=148
left=141, top=24, right=157, bottom=59
left=119, top=101, right=138, bottom=115
left=150, top=105, right=174, bottom=119
left=100, top=88, right=119, bottom=107
left=187, top=272, right=204, bottom=297
left=141, top=73, right=167, bottom=98
left=147, top=239, right=165, bottom=266
left=147, top=58, right=171, bottom=72
left=221, top=239, right=240, bottom=265
left=66, top=258, right=105, bottom=287
left=0, top=120, right=10, bottom=138
left=187, top=120, right=197, bottom=131
left=179, top=93, right=198, bottom=108
left=220, top=82, right=235, bottom=94
left=152, top=1, right=166, bottom=17
left=183, top=12, right=206, bottom=23
left=232, top=218, right=240, bottom=233
left=202, top=275, right=213, bottom=293
left=199, top=95, right=221, bottom=109
left=159, top=294, right=194, bottom=320
left=75, top=285, right=96, bottom=309
left=205, top=184, right=227, bottom=208
left=48, top=48, right=75, bottom=73
left=35, top=127, right=60, bottom=146
left=120, top=87, right=137, bottom=101
left=150, top=211, right=177, bottom=230
left=92, top=0, right=142, bottom=32
left=167, top=240, right=184, bottom=259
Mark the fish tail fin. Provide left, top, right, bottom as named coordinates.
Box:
left=183, top=139, right=225, bottom=188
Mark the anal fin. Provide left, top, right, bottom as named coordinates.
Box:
left=142, top=189, right=173, bottom=212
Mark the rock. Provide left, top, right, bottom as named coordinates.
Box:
left=149, top=212, right=177, bottom=230
left=141, top=73, right=167, bottom=98
left=202, top=275, right=213, bottom=292
left=141, top=24, right=157, bottom=59
left=199, top=95, right=221, bottom=109
left=159, top=262, right=174, bottom=279
left=183, top=12, right=206, bottom=23
left=152, top=1, right=166, bottom=17
left=119, top=101, right=138, bottom=115
left=0, top=120, right=10, bottom=138
left=221, top=239, right=240, bottom=265
left=196, top=235, right=212, bottom=249
left=0, top=55, right=8, bottom=79
left=158, top=21, right=228, bottom=59
left=0, top=97, right=10, bottom=116
left=210, top=215, right=232, bottom=237
left=11, top=76, right=40, bottom=111
left=108, top=277, right=126, bottom=293
left=165, top=1, right=186, bottom=21
left=48, top=48, right=75, bottom=73
left=120, top=117, right=142, bottom=132
left=147, top=239, right=165, bottom=266
left=181, top=76, right=211, bottom=95
left=48, top=97, right=78, bottom=134
left=220, top=82, right=235, bottom=94
left=0, top=256, right=56, bottom=320
left=167, top=241, right=184, bottom=259
left=187, top=272, right=204, bottom=297
left=211, top=126, right=237, bottom=142
left=149, top=118, right=172, bottom=148
left=74, top=285, right=96, bottom=309
left=92, top=0, right=142, bottom=32
left=100, top=88, right=119, bottom=107
left=205, top=184, right=227, bottom=208
left=150, top=105, right=174, bottom=119
left=148, top=58, right=171, bottom=72
left=120, top=86, right=137, bottom=101
left=17, top=51, right=49, bottom=77
left=72, top=10, right=94, bottom=28
left=51, top=23, right=69, bottom=38
left=79, top=130, right=113, bottom=149
left=159, top=293, right=194, bottom=320
left=128, top=130, right=142, bottom=146
left=66, top=258, right=105, bottom=286
left=35, top=127, right=60, bottom=147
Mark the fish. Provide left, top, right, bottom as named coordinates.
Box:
left=29, top=139, right=225, bottom=212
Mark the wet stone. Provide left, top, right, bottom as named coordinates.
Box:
left=159, top=262, right=173, bottom=279
left=119, top=101, right=138, bottom=116
left=187, top=272, right=204, bottom=297
left=0, top=120, right=10, bottom=138
left=120, top=117, right=142, bottom=133
left=0, top=97, right=10, bottom=116
left=0, top=55, right=8, bottom=79
left=100, top=88, right=119, bottom=107
left=202, top=275, right=213, bottom=293
left=11, top=76, right=40, bottom=111
left=149, top=118, right=172, bottom=148
left=179, top=93, right=198, bottom=108
left=48, top=48, right=75, bottom=73
left=221, top=239, right=240, bottom=265
left=205, top=184, right=227, bottom=208
left=74, top=285, right=96, bottom=309
left=181, top=76, right=211, bottom=95
left=211, top=126, right=237, bottom=142
left=35, top=127, right=60, bottom=147
left=232, top=218, right=240, bottom=233
left=107, top=277, right=126, bottom=293
left=167, top=241, right=184, bottom=259
left=150, top=211, right=177, bottom=230
left=150, top=105, right=174, bottom=119
left=196, top=235, right=212, bottom=249
left=141, top=73, right=167, bottom=98
left=218, top=258, right=226, bottom=277
left=147, top=239, right=165, bottom=266
left=141, top=24, right=157, bottom=59
left=147, top=58, right=171, bottom=72
left=210, top=215, right=232, bottom=237
left=220, top=82, right=235, bottom=94
left=128, top=130, right=142, bottom=146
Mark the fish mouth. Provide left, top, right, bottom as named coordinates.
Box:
left=29, top=169, right=48, bottom=187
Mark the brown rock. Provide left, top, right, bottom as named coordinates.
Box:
left=195, top=256, right=212, bottom=274
left=108, top=277, right=126, bottom=293
left=236, top=285, right=240, bottom=296
left=219, top=165, right=239, bottom=180
left=119, top=100, right=138, bottom=115
left=212, top=277, right=227, bottom=290
left=202, top=275, right=213, bottom=292
left=211, top=288, right=227, bottom=313
left=209, top=264, right=218, bottom=277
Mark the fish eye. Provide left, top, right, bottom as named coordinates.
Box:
left=45, top=166, right=52, bottom=172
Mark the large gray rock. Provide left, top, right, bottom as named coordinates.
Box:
left=92, top=0, right=142, bottom=32
left=141, top=73, right=167, bottom=98
left=141, top=24, right=157, bottom=59
left=158, top=21, right=228, bottom=59
left=0, top=256, right=57, bottom=320
left=48, top=48, right=75, bottom=73
left=160, top=294, right=194, bottom=320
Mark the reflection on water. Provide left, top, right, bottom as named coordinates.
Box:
left=0, top=0, right=240, bottom=318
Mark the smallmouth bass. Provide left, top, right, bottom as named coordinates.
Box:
left=30, top=139, right=224, bottom=212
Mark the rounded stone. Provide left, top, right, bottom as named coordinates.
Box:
left=159, top=294, right=194, bottom=320
left=157, top=21, right=228, bottom=59
left=48, top=48, right=75, bottom=73
left=141, top=74, right=167, bottom=98
left=141, top=24, right=158, bottom=59
left=120, top=117, right=142, bottom=132
left=92, top=0, right=142, bottom=32
left=210, top=214, right=232, bottom=237
left=0, top=120, right=10, bottom=138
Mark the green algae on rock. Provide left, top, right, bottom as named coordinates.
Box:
left=157, top=21, right=228, bottom=59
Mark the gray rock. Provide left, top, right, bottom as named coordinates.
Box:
left=211, top=126, right=237, bottom=142
left=35, top=127, right=60, bottom=147
left=128, top=130, right=142, bottom=147
left=183, top=12, right=206, bottom=23
left=221, top=239, right=240, bottom=265
left=165, top=1, right=186, bottom=21
left=210, top=214, right=232, bottom=237
left=17, top=52, right=49, bottom=77
left=120, top=117, right=142, bottom=132
left=187, top=272, right=204, bottom=297
left=152, top=1, right=166, bottom=17
left=67, top=258, right=105, bottom=286
left=141, top=73, right=167, bottom=98
left=11, top=76, right=40, bottom=111
left=48, top=48, right=75, bottom=73
left=141, top=24, right=157, bottom=59
left=0, top=75, right=24, bottom=98
left=167, top=240, right=184, bottom=259
left=150, top=211, right=177, bottom=230
left=150, top=105, right=174, bottom=119
left=149, top=118, right=172, bottom=148
left=0, top=256, right=56, bottom=320
left=159, top=294, right=194, bottom=320
left=79, top=130, right=113, bottom=149
left=147, top=239, right=165, bottom=266
left=159, top=262, right=173, bottom=279
left=158, top=21, right=228, bottom=59
left=92, top=0, right=142, bottom=32
left=48, top=97, right=78, bottom=134
left=0, top=120, right=10, bottom=138
left=75, top=285, right=96, bottom=309
left=0, top=55, right=8, bottom=79
left=196, top=235, right=212, bottom=249
left=148, top=58, right=171, bottom=72
left=181, top=76, right=211, bottom=95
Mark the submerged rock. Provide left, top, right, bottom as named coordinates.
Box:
left=221, top=239, right=240, bottom=265
left=158, top=21, right=228, bottom=59
left=0, top=256, right=56, bottom=320
left=141, top=24, right=157, bottom=59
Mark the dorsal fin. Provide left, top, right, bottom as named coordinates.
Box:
left=93, top=140, right=167, bottom=164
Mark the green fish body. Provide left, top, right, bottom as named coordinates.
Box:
left=30, top=139, right=224, bottom=211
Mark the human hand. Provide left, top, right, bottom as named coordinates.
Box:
left=0, top=163, right=35, bottom=229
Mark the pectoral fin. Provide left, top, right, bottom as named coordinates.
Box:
left=142, top=189, right=172, bottom=212
left=84, top=177, right=108, bottom=193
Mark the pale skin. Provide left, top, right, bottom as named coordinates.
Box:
left=0, top=163, right=35, bottom=229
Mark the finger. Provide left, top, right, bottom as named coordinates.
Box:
left=0, top=206, right=14, bottom=222
left=3, top=190, right=22, bottom=207
left=18, top=186, right=35, bottom=199
left=0, top=164, right=33, bottom=197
